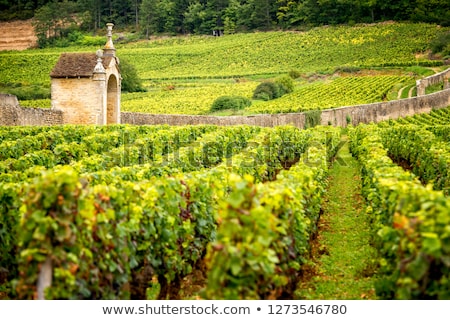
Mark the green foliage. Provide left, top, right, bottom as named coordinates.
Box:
left=210, top=95, right=251, bottom=112
left=430, top=31, right=450, bottom=57
left=0, top=123, right=344, bottom=300
left=404, top=66, right=435, bottom=77
left=0, top=183, right=21, bottom=283
left=0, top=23, right=444, bottom=91
left=32, top=1, right=79, bottom=48
left=425, top=82, right=444, bottom=95
left=346, top=115, right=352, bottom=125
left=252, top=81, right=281, bottom=101
left=2, top=84, right=50, bottom=101
left=204, top=174, right=283, bottom=299
left=380, top=125, right=450, bottom=195
left=349, top=122, right=450, bottom=299
left=334, top=66, right=361, bottom=74
left=19, top=99, right=51, bottom=109
left=288, top=70, right=302, bottom=79
left=204, top=128, right=340, bottom=299
left=250, top=75, right=293, bottom=102
left=2, top=0, right=450, bottom=35
left=248, top=75, right=413, bottom=114
left=274, top=75, right=295, bottom=95
left=119, top=58, right=146, bottom=93
left=304, top=110, right=322, bottom=129
left=16, top=167, right=132, bottom=299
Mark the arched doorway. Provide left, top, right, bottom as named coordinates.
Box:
left=106, top=74, right=119, bottom=124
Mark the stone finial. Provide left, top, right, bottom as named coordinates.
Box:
left=103, top=23, right=116, bottom=57
left=93, top=49, right=106, bottom=73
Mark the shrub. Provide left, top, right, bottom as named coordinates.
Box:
left=7, top=85, right=50, bottom=100
left=78, top=35, right=107, bottom=47
left=346, top=114, right=352, bottom=125
left=253, top=76, right=294, bottom=101
left=210, top=96, right=251, bottom=112
left=304, top=110, right=322, bottom=129
left=252, top=81, right=282, bottom=101
left=334, top=66, right=361, bottom=73
left=274, top=76, right=294, bottom=95
left=288, top=70, right=302, bottom=79
left=120, top=58, right=146, bottom=93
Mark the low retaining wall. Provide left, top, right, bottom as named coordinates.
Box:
left=417, top=68, right=450, bottom=96
left=122, top=88, right=450, bottom=128
left=2, top=88, right=450, bottom=128
left=121, top=112, right=307, bottom=128
left=321, top=88, right=450, bottom=127
left=0, top=94, right=63, bottom=126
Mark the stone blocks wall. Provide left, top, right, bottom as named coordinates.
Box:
left=120, top=112, right=306, bottom=128
left=321, top=88, right=450, bottom=127
left=51, top=78, right=103, bottom=124
left=0, top=94, right=63, bottom=126
left=2, top=88, right=450, bottom=128
left=122, top=89, right=450, bottom=128
left=416, top=68, right=450, bottom=96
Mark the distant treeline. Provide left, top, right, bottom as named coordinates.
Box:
left=2, top=0, right=450, bottom=37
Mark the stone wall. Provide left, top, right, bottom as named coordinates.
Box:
left=321, top=88, right=450, bottom=127
left=416, top=68, right=450, bottom=96
left=122, top=88, right=450, bottom=128
left=120, top=112, right=306, bottom=128
left=2, top=88, right=450, bottom=128
left=51, top=78, right=103, bottom=125
left=0, top=94, right=63, bottom=126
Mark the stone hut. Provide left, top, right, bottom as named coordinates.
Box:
left=50, top=23, right=121, bottom=125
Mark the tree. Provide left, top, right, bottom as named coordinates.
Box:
left=375, top=0, right=416, bottom=21
left=183, top=1, right=206, bottom=34
left=157, top=0, right=176, bottom=33
left=140, top=0, right=177, bottom=35
left=246, top=0, right=276, bottom=29
left=140, top=0, right=159, bottom=37
left=33, top=0, right=78, bottom=47
left=223, top=0, right=243, bottom=32
left=412, top=0, right=450, bottom=26
left=77, top=0, right=102, bottom=31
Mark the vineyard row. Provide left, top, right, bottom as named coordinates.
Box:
left=0, top=125, right=341, bottom=299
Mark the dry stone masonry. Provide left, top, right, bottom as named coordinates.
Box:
left=416, top=68, right=450, bottom=96
left=0, top=94, right=62, bottom=126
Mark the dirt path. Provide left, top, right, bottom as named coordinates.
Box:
left=407, top=85, right=416, bottom=98
left=0, top=19, right=37, bottom=51
left=398, top=85, right=408, bottom=99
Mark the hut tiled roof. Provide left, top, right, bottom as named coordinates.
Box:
left=50, top=53, right=113, bottom=78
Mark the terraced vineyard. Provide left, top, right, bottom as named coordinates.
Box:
left=1, top=20, right=450, bottom=301
left=2, top=22, right=447, bottom=115
left=248, top=75, right=414, bottom=114
left=20, top=75, right=416, bottom=115
left=0, top=23, right=440, bottom=85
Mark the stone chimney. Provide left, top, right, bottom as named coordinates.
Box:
left=103, top=23, right=116, bottom=57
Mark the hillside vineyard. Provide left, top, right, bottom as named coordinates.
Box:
left=1, top=19, right=450, bottom=300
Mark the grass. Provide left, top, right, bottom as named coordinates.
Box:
left=295, top=134, right=378, bottom=300
left=426, top=82, right=445, bottom=94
